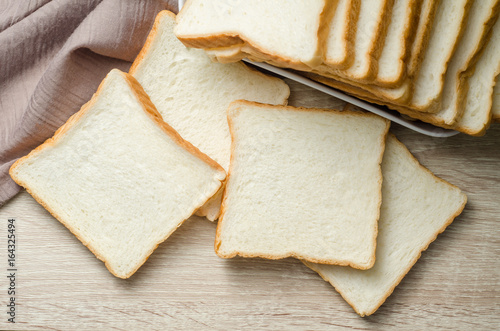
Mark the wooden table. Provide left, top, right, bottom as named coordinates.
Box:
left=1, top=79, right=499, bottom=330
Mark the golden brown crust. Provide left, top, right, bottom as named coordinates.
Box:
left=304, top=133, right=467, bottom=316
left=324, top=0, right=361, bottom=69
left=408, top=0, right=440, bottom=77
left=215, top=100, right=389, bottom=270
left=304, top=72, right=427, bottom=119
left=373, top=0, right=420, bottom=88
left=412, top=0, right=474, bottom=113
left=122, top=72, right=226, bottom=175
left=10, top=69, right=225, bottom=279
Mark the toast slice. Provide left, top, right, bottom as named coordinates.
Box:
left=409, top=0, right=472, bottom=112
left=407, top=0, right=439, bottom=78
left=322, top=0, right=361, bottom=70
left=305, top=133, right=467, bottom=317
left=215, top=101, right=390, bottom=269
left=453, top=17, right=500, bottom=136
left=373, top=0, right=419, bottom=87
left=175, top=0, right=332, bottom=70
left=329, top=0, right=394, bottom=82
left=430, top=0, right=500, bottom=126
left=9, top=69, right=226, bottom=279
left=130, top=11, right=289, bottom=221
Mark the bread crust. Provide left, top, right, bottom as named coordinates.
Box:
left=305, top=132, right=466, bottom=317
left=175, top=0, right=332, bottom=71
left=215, top=100, right=390, bottom=270
left=9, top=69, right=225, bottom=279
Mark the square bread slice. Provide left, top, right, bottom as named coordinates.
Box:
left=215, top=101, right=390, bottom=269
left=175, top=0, right=332, bottom=70
left=130, top=11, right=289, bottom=221
left=304, top=134, right=467, bottom=317
left=9, top=69, right=226, bottom=279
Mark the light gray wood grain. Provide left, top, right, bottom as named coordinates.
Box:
left=0, top=79, right=499, bottom=330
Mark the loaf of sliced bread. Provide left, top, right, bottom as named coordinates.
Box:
left=373, top=0, right=418, bottom=87
left=305, top=133, right=467, bottom=317
left=130, top=11, right=289, bottom=221
left=493, top=77, right=500, bottom=121
left=215, top=101, right=390, bottom=269
left=453, top=17, right=500, bottom=136
left=175, top=0, right=332, bottom=70
left=409, top=0, right=472, bottom=112
left=9, top=69, right=226, bottom=279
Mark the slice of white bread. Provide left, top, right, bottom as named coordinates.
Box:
left=9, top=69, right=226, bottom=279
left=304, top=133, right=467, bottom=317
left=130, top=11, right=290, bottom=221
left=330, top=0, right=394, bottom=82
left=373, top=0, right=418, bottom=87
left=493, top=77, right=500, bottom=121
left=453, top=17, right=500, bottom=136
left=215, top=101, right=390, bottom=269
left=175, top=0, right=332, bottom=70
left=409, top=0, right=472, bottom=112
left=322, top=0, right=361, bottom=70
left=407, top=0, right=439, bottom=78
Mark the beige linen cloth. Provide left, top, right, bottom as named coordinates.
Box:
left=0, top=0, right=178, bottom=206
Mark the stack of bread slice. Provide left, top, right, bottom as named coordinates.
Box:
left=10, top=10, right=467, bottom=317
left=175, top=0, right=500, bottom=136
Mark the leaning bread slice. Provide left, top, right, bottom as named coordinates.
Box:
left=407, top=0, right=439, bottom=78
left=493, top=77, right=500, bottom=121
left=215, top=101, right=390, bottom=269
left=130, top=11, right=289, bottom=221
left=305, top=133, right=467, bottom=317
left=453, top=17, right=500, bottom=136
left=328, top=0, right=394, bottom=82
left=409, top=0, right=472, bottom=112
left=373, top=0, right=419, bottom=87
left=322, top=0, right=361, bottom=70
left=175, top=0, right=333, bottom=70
left=427, top=0, right=500, bottom=126
left=9, top=69, right=226, bottom=279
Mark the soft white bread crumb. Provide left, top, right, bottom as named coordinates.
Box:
left=130, top=11, right=289, bottom=220
left=9, top=69, right=226, bottom=279
left=215, top=101, right=390, bottom=269
left=305, top=134, right=467, bottom=317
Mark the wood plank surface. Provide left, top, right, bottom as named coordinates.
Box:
left=0, top=79, right=499, bottom=330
